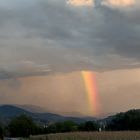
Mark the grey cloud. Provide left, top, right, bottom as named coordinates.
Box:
left=0, top=0, right=76, bottom=40
left=0, top=0, right=139, bottom=79
left=92, top=3, right=140, bottom=59
left=0, top=70, right=13, bottom=79
left=0, top=61, right=51, bottom=79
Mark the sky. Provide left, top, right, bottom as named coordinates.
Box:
left=0, top=0, right=140, bottom=117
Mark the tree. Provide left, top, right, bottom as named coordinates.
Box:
left=8, top=114, right=38, bottom=137
left=46, top=124, right=57, bottom=133
left=107, top=109, right=140, bottom=131
left=0, top=125, right=3, bottom=139
left=78, top=121, right=99, bottom=131
left=62, top=121, right=78, bottom=132
left=46, top=121, right=78, bottom=133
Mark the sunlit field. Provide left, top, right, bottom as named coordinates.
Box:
left=30, top=131, right=140, bottom=140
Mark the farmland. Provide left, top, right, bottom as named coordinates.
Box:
left=30, top=131, right=140, bottom=140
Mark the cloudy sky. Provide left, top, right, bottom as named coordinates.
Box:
left=0, top=0, right=140, bottom=117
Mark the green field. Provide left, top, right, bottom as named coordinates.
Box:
left=30, top=131, right=140, bottom=140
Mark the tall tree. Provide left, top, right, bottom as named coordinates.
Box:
left=8, top=115, right=38, bottom=137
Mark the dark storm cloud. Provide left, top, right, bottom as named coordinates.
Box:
left=0, top=0, right=77, bottom=40
left=94, top=3, right=140, bottom=59
left=0, top=61, right=51, bottom=79
left=0, top=0, right=139, bottom=79
left=0, top=70, right=13, bottom=79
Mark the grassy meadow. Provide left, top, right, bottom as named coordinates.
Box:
left=30, top=131, right=140, bottom=140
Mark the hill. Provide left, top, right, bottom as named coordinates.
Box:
left=14, top=104, right=48, bottom=113
left=14, top=104, right=87, bottom=117
left=0, top=105, right=95, bottom=124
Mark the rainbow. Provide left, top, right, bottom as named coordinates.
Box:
left=81, top=71, right=100, bottom=116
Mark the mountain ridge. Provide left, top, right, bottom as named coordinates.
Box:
left=0, top=105, right=96, bottom=124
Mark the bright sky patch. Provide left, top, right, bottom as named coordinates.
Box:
left=102, top=0, right=136, bottom=8
left=67, top=0, right=94, bottom=7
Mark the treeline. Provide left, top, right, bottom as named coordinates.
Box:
left=106, top=109, right=140, bottom=131
left=0, top=115, right=42, bottom=138
left=0, top=109, right=140, bottom=138
left=45, top=120, right=99, bottom=134
left=0, top=115, right=99, bottom=138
